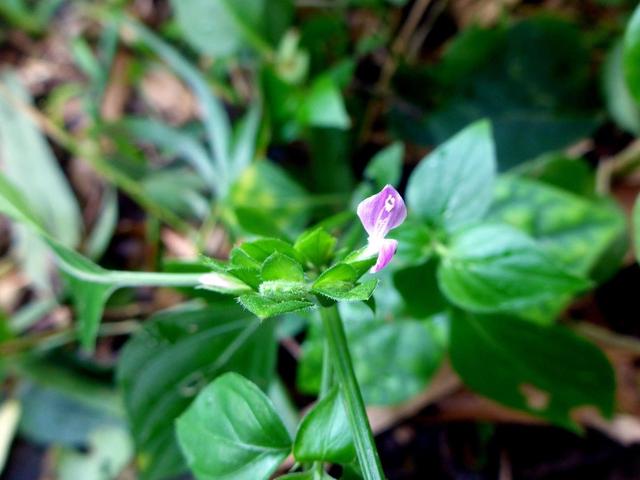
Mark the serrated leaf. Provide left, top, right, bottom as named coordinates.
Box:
left=117, top=304, right=277, bottom=480
left=406, top=120, right=496, bottom=231
left=238, top=293, right=314, bottom=319
left=176, top=373, right=291, bottom=480
left=450, top=312, right=614, bottom=430
left=261, top=252, right=304, bottom=282
left=234, top=238, right=305, bottom=266
left=438, top=224, right=591, bottom=314
left=294, top=386, right=354, bottom=464
left=294, top=227, right=337, bottom=268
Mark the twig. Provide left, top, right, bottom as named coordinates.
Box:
left=596, top=139, right=640, bottom=194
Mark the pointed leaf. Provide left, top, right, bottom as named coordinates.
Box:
left=294, top=386, right=355, bottom=464
left=176, top=373, right=291, bottom=480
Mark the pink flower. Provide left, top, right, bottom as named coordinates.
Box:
left=356, top=184, right=407, bottom=273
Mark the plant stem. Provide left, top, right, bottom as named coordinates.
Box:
left=319, top=305, right=385, bottom=480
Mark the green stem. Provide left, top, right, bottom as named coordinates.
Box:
left=313, top=337, right=334, bottom=477
left=319, top=305, right=385, bottom=480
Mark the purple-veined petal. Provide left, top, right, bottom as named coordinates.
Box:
left=371, top=238, right=398, bottom=273
left=357, top=184, right=407, bottom=239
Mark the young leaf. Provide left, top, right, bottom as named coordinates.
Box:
left=261, top=252, right=305, bottom=282
left=312, top=278, right=378, bottom=302
left=294, top=227, right=337, bottom=268
left=406, top=120, right=496, bottom=231
left=364, top=142, right=404, bottom=189
left=299, top=74, right=350, bottom=129
left=238, top=293, right=314, bottom=319
left=603, top=42, right=640, bottom=135
left=450, top=312, right=615, bottom=430
left=438, top=224, right=591, bottom=314
left=176, top=373, right=291, bottom=480
left=623, top=3, right=640, bottom=104
left=117, top=304, right=277, bottom=480
left=294, top=386, right=355, bottom=464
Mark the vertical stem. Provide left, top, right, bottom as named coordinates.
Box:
left=313, top=337, right=334, bottom=477
left=320, top=305, right=385, bottom=480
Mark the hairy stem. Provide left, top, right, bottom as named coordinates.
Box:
left=320, top=305, right=385, bottom=480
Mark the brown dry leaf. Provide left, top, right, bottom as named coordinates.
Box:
left=161, top=228, right=198, bottom=259
left=450, top=0, right=520, bottom=28
left=101, top=51, right=132, bottom=122
left=141, top=68, right=197, bottom=125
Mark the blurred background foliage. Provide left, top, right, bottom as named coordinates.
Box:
left=1, top=0, right=640, bottom=479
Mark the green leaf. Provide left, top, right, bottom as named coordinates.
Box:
left=392, top=18, right=598, bottom=169
left=233, top=238, right=304, bottom=267
left=171, top=0, right=290, bottom=57
left=176, top=373, right=291, bottom=480
left=388, top=220, right=433, bottom=266
left=313, top=279, right=378, bottom=302
left=623, top=3, right=640, bottom=104
left=488, top=176, right=626, bottom=278
left=0, top=71, right=82, bottom=248
left=294, top=228, right=337, bottom=268
left=294, top=386, right=355, bottom=464
left=450, top=313, right=615, bottom=430
left=231, top=161, right=310, bottom=236
left=238, top=293, right=314, bottom=319
left=438, top=224, right=591, bottom=314
left=299, top=74, right=350, bottom=129
left=117, top=303, right=277, bottom=480
left=364, top=142, right=404, bottom=188
left=393, top=259, right=448, bottom=319
left=261, top=252, right=305, bottom=282
left=603, top=42, right=640, bottom=135
left=406, top=120, right=496, bottom=231
left=299, top=303, right=446, bottom=405
left=314, top=263, right=358, bottom=288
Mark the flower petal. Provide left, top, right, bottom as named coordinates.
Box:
left=357, top=184, right=407, bottom=239
left=371, top=238, right=398, bottom=273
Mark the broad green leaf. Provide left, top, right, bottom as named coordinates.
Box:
left=438, top=224, right=591, bottom=314
left=261, top=252, right=305, bottom=282
left=238, top=293, right=314, bottom=319
left=364, top=142, right=404, bottom=189
left=388, top=220, right=433, bottom=266
left=299, top=302, right=446, bottom=405
left=176, top=373, right=291, bottom=480
left=231, top=161, right=310, bottom=236
left=393, top=259, right=448, bottom=318
left=623, top=3, right=640, bottom=104
left=406, top=120, right=496, bottom=231
left=117, top=304, right=277, bottom=480
left=294, top=386, right=355, bottom=464
left=392, top=18, right=598, bottom=169
left=299, top=74, right=350, bottom=129
left=488, top=176, right=626, bottom=278
left=603, top=42, right=640, bottom=135
left=171, top=0, right=291, bottom=57
left=515, top=154, right=595, bottom=198
left=450, top=313, right=614, bottom=430
left=294, top=228, right=337, bottom=268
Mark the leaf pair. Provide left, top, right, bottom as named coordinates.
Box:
left=176, top=373, right=353, bottom=480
